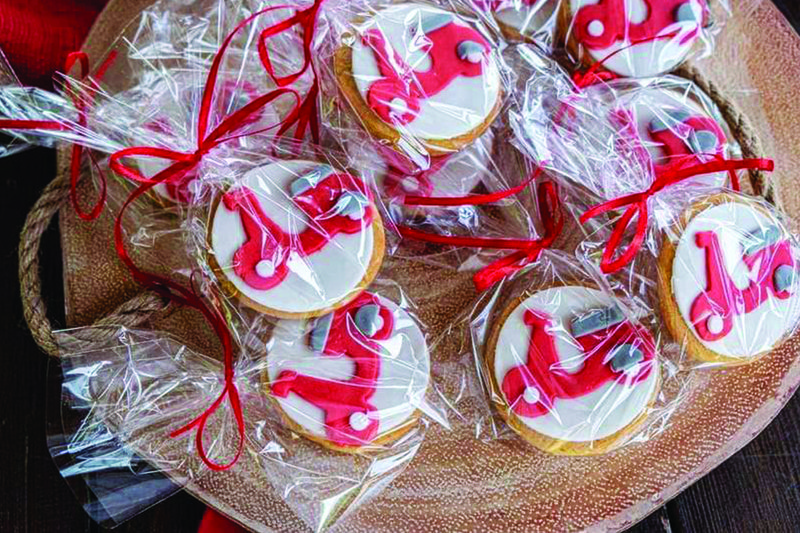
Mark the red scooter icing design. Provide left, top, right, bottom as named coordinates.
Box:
left=271, top=293, right=395, bottom=447
left=647, top=113, right=725, bottom=172
left=689, top=227, right=796, bottom=342
left=573, top=0, right=707, bottom=50
left=362, top=14, right=490, bottom=126
left=223, top=166, right=373, bottom=291
left=501, top=306, right=655, bottom=418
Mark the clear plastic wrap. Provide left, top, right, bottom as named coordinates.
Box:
left=467, top=0, right=562, bottom=46
left=656, top=191, right=800, bottom=368
left=0, top=0, right=446, bottom=531
left=509, top=48, right=771, bottom=273
left=323, top=1, right=508, bottom=161
left=560, top=0, right=731, bottom=78
left=468, top=250, right=685, bottom=454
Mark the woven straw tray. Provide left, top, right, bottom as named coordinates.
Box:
left=52, top=1, right=800, bottom=531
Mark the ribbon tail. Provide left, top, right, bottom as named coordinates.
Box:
left=473, top=248, right=542, bottom=292
left=598, top=203, right=649, bottom=274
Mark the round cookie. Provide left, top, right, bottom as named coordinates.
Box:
left=554, top=81, right=733, bottom=208
left=136, top=78, right=269, bottom=205
left=486, top=285, right=660, bottom=455
left=265, top=292, right=431, bottom=452
left=207, top=160, right=385, bottom=319
left=563, top=0, right=709, bottom=78
left=334, top=3, right=503, bottom=156
left=658, top=193, right=800, bottom=365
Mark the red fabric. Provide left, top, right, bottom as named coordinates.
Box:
left=0, top=0, right=107, bottom=88
left=198, top=509, right=247, bottom=533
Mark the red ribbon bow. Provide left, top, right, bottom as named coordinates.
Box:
left=580, top=157, right=776, bottom=274
left=399, top=168, right=564, bottom=291
left=0, top=3, right=328, bottom=471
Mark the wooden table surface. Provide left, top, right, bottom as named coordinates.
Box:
left=2, top=2, right=800, bottom=532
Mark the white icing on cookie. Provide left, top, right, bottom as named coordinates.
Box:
left=671, top=201, right=800, bottom=358
left=569, top=0, right=706, bottom=78
left=493, top=286, right=659, bottom=442
left=209, top=160, right=378, bottom=315
left=611, top=85, right=731, bottom=225
left=266, top=295, right=430, bottom=443
left=349, top=3, right=502, bottom=141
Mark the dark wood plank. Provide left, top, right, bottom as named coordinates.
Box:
left=666, top=392, right=800, bottom=533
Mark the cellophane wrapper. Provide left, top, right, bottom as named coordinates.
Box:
left=560, top=0, right=731, bottom=79
left=460, top=249, right=688, bottom=453
left=313, top=0, right=546, bottom=270
left=506, top=42, right=800, bottom=370
left=462, top=0, right=563, bottom=49
left=654, top=191, right=800, bottom=369
left=0, top=0, right=453, bottom=530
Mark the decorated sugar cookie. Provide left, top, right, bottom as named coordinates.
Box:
left=266, top=292, right=431, bottom=452
left=479, top=0, right=559, bottom=42
left=658, top=194, right=800, bottom=365
left=137, top=78, right=267, bottom=204
left=334, top=3, right=503, bottom=155
left=208, top=160, right=385, bottom=318
left=487, top=285, right=660, bottom=455
left=564, top=0, right=709, bottom=78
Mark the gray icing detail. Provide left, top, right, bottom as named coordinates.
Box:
left=676, top=2, right=700, bottom=22
left=309, top=313, right=334, bottom=352
left=609, top=344, right=645, bottom=373
left=420, top=13, right=454, bottom=34
left=354, top=304, right=382, bottom=337
left=457, top=40, right=484, bottom=62
left=775, top=264, right=796, bottom=293
left=290, top=165, right=335, bottom=197
left=649, top=110, right=691, bottom=133
left=571, top=305, right=626, bottom=338
left=742, top=225, right=782, bottom=255
left=688, top=130, right=719, bottom=155
left=332, top=190, right=369, bottom=220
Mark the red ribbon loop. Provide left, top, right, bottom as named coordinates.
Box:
left=0, top=50, right=118, bottom=219
left=258, top=0, right=326, bottom=144
left=398, top=169, right=564, bottom=291
left=580, top=157, right=776, bottom=274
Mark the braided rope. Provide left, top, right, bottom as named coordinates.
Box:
left=18, top=173, right=171, bottom=357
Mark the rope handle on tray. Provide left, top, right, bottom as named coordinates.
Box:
left=19, top=172, right=171, bottom=357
